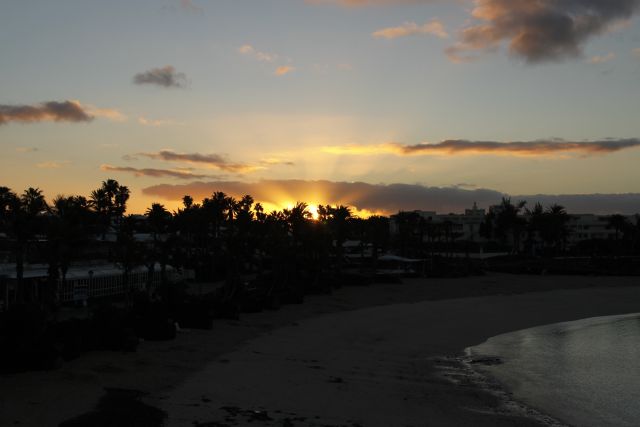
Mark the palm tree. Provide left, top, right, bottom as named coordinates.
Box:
left=391, top=211, right=422, bottom=257
left=202, top=191, right=229, bottom=240
left=145, top=203, right=172, bottom=293
left=285, top=202, right=312, bottom=243
left=48, top=195, right=94, bottom=303
left=114, top=185, right=130, bottom=218
left=544, top=204, right=571, bottom=255
left=114, top=215, right=142, bottom=305
left=12, top=188, right=49, bottom=302
left=525, top=202, right=545, bottom=255
left=326, top=205, right=352, bottom=275
left=21, top=188, right=48, bottom=216
left=89, top=180, right=130, bottom=238
left=607, top=214, right=630, bottom=255
left=365, top=215, right=389, bottom=272
left=182, top=195, right=194, bottom=210
left=493, top=198, right=527, bottom=254
left=0, top=187, right=22, bottom=302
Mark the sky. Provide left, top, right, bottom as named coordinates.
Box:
left=2, top=0, right=640, bottom=215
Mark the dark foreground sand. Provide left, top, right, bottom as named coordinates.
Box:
left=2, top=274, right=640, bottom=426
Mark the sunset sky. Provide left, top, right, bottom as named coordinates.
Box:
left=2, top=0, right=640, bottom=215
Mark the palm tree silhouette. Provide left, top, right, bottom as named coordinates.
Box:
left=145, top=203, right=172, bottom=293
left=494, top=198, right=527, bottom=254
left=47, top=195, right=94, bottom=303
left=365, top=215, right=389, bottom=272
left=607, top=214, right=630, bottom=255
left=90, top=180, right=130, bottom=238
left=15, top=188, right=49, bottom=302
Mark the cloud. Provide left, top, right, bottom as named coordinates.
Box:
left=75, top=102, right=127, bottom=122
left=87, top=107, right=127, bottom=122
left=100, top=165, right=219, bottom=180
left=142, top=179, right=502, bottom=214
left=141, top=179, right=640, bottom=215
left=511, top=193, right=640, bottom=215
left=238, top=44, right=279, bottom=62
left=137, top=150, right=258, bottom=173
left=633, top=47, right=640, bottom=58
left=447, top=0, right=640, bottom=63
left=36, top=161, right=70, bottom=169
left=0, top=100, right=94, bottom=125
left=180, top=0, right=202, bottom=12
left=138, top=116, right=180, bottom=127
left=238, top=44, right=297, bottom=76
left=275, top=65, right=296, bottom=76
left=259, top=158, right=296, bottom=167
left=306, top=0, right=436, bottom=6
left=323, top=138, right=640, bottom=157
left=133, top=66, right=187, bottom=88
left=15, top=147, right=38, bottom=153
left=588, top=52, right=616, bottom=64
left=373, top=20, right=448, bottom=39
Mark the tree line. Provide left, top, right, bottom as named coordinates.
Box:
left=2, top=180, right=640, bottom=304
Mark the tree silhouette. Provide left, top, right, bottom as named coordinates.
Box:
left=607, top=214, right=631, bottom=255
left=145, top=203, right=172, bottom=293
left=492, top=198, right=527, bottom=254
left=47, top=195, right=95, bottom=303
left=6, top=187, right=49, bottom=302
left=90, top=180, right=130, bottom=238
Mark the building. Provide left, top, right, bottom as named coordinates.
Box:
left=390, top=203, right=487, bottom=242
left=568, top=214, right=622, bottom=243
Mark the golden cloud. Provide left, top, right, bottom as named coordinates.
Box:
left=373, top=20, right=448, bottom=39
left=275, top=65, right=295, bottom=76
left=100, top=164, right=220, bottom=180
left=323, top=139, right=640, bottom=157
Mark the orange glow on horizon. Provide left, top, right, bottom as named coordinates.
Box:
left=128, top=196, right=387, bottom=219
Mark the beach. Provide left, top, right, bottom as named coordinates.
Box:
left=2, top=273, right=640, bottom=426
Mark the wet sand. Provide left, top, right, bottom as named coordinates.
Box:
left=2, top=274, right=640, bottom=426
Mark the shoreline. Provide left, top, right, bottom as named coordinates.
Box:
left=155, top=276, right=640, bottom=427
left=433, top=354, right=569, bottom=427
left=2, top=274, right=640, bottom=426
left=465, top=312, right=640, bottom=427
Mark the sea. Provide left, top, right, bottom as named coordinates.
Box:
left=466, top=313, right=640, bottom=427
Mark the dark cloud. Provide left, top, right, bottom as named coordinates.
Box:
left=326, top=138, right=640, bottom=157
left=138, top=150, right=257, bottom=173
left=306, top=0, right=435, bottom=5
left=0, top=101, right=93, bottom=125
left=142, top=180, right=640, bottom=215
left=399, top=138, right=640, bottom=156
left=140, top=180, right=505, bottom=214
left=133, top=66, right=187, bottom=88
left=259, top=159, right=296, bottom=167
left=101, top=165, right=218, bottom=180
left=513, top=193, right=640, bottom=215
left=447, top=0, right=640, bottom=63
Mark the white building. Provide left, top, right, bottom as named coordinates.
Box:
left=390, top=203, right=487, bottom=242
left=567, top=214, right=621, bottom=243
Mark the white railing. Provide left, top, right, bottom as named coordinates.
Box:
left=58, top=270, right=175, bottom=303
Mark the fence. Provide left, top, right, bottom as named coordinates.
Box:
left=58, top=269, right=175, bottom=303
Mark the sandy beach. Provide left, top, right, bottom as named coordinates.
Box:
left=2, top=273, right=640, bottom=426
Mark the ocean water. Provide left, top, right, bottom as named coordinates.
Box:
left=467, top=314, right=640, bottom=427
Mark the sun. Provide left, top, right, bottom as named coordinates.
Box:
left=308, top=205, right=319, bottom=220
